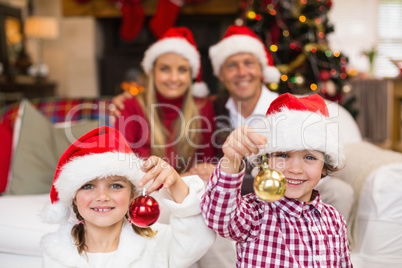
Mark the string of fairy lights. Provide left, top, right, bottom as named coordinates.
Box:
left=238, top=0, right=352, bottom=97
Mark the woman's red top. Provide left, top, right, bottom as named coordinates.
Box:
left=115, top=92, right=216, bottom=171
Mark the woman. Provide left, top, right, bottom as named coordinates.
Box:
left=114, top=27, right=215, bottom=174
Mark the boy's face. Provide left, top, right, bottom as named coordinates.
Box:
left=74, top=176, right=133, bottom=228
left=268, top=150, right=326, bottom=203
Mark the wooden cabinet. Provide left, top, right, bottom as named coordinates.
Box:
left=349, top=78, right=393, bottom=147
left=348, top=77, right=402, bottom=152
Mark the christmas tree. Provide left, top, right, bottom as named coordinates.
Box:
left=242, top=0, right=357, bottom=118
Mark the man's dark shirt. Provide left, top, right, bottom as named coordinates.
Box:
left=212, top=93, right=257, bottom=195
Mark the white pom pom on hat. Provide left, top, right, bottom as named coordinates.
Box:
left=42, top=126, right=146, bottom=224
left=209, top=25, right=281, bottom=83
left=141, top=26, right=209, bottom=98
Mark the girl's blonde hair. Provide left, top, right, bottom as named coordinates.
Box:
left=71, top=182, right=157, bottom=256
left=137, top=71, right=201, bottom=173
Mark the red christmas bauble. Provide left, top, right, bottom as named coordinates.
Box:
left=129, top=189, right=160, bottom=227
left=319, top=70, right=331, bottom=81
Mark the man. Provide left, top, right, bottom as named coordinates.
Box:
left=201, top=25, right=281, bottom=195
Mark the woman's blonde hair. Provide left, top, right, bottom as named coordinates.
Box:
left=137, top=71, right=201, bottom=173
left=71, top=182, right=157, bottom=256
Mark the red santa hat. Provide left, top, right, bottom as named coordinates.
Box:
left=42, top=126, right=145, bottom=224
left=209, top=25, right=281, bottom=83
left=141, top=26, right=209, bottom=98
left=251, top=93, right=345, bottom=168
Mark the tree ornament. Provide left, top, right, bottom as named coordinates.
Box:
left=129, top=188, right=160, bottom=227
left=325, top=80, right=336, bottom=96
left=319, top=69, right=331, bottom=81
left=253, top=155, right=287, bottom=202
left=342, top=83, right=352, bottom=94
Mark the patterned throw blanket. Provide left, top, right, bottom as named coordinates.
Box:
left=0, top=97, right=112, bottom=130
left=333, top=141, right=402, bottom=250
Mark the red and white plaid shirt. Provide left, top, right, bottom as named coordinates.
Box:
left=201, top=161, right=353, bottom=268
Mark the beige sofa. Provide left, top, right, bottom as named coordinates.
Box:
left=325, top=100, right=402, bottom=267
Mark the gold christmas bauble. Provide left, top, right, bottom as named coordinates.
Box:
left=253, top=162, right=287, bottom=202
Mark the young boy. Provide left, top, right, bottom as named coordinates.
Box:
left=201, top=93, right=353, bottom=267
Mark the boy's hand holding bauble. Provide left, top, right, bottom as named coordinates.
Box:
left=221, top=125, right=267, bottom=174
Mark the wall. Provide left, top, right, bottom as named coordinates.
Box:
left=32, top=0, right=98, bottom=98
left=1, top=0, right=98, bottom=97
left=327, top=0, right=379, bottom=73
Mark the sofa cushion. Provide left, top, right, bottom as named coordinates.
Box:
left=0, top=98, right=112, bottom=131
left=0, top=194, right=58, bottom=256
left=6, top=100, right=99, bottom=195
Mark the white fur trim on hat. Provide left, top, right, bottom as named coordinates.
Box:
left=192, top=81, right=209, bottom=98
left=250, top=107, right=345, bottom=169
left=42, top=152, right=146, bottom=224
left=264, top=65, right=281, bottom=83
left=42, top=201, right=70, bottom=224
left=209, top=34, right=279, bottom=82
left=141, top=37, right=200, bottom=79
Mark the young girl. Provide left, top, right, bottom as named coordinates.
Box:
left=41, top=126, right=215, bottom=268
left=113, top=26, right=215, bottom=175
left=201, top=93, right=353, bottom=267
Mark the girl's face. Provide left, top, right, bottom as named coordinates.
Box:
left=153, top=52, right=192, bottom=99
left=74, top=176, right=133, bottom=228
left=268, top=150, right=326, bottom=203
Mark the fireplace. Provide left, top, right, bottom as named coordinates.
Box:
left=96, top=14, right=236, bottom=97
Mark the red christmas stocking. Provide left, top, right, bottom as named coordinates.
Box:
left=149, top=0, right=184, bottom=38
left=120, top=0, right=145, bottom=42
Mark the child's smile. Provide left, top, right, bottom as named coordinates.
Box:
left=286, top=179, right=306, bottom=185
left=74, top=176, right=133, bottom=228
left=91, top=206, right=115, bottom=213
left=269, top=150, right=326, bottom=203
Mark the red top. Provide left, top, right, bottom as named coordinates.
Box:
left=115, top=93, right=216, bottom=172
